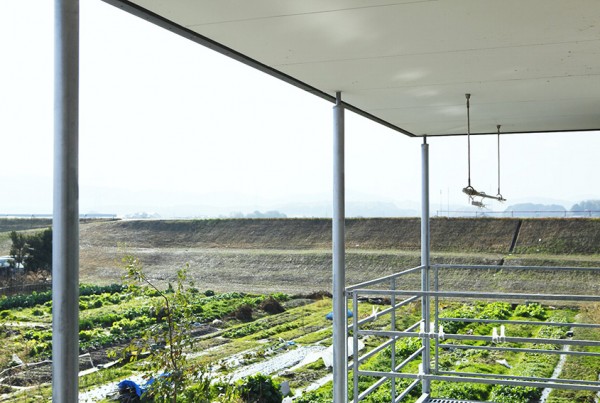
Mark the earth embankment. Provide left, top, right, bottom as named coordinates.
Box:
left=74, top=218, right=600, bottom=294
left=78, top=217, right=526, bottom=253
left=3, top=217, right=600, bottom=294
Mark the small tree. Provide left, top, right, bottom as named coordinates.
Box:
left=24, top=228, right=52, bottom=272
left=9, top=228, right=52, bottom=273
left=121, top=255, right=206, bottom=402
left=9, top=231, right=27, bottom=269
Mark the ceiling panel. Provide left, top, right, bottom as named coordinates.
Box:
left=109, top=0, right=600, bottom=136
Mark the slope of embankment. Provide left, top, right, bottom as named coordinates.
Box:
left=73, top=217, right=600, bottom=294
left=3, top=217, right=600, bottom=294
left=78, top=217, right=525, bottom=253
left=78, top=217, right=600, bottom=254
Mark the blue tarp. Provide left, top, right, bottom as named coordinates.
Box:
left=118, top=379, right=146, bottom=397
left=326, top=309, right=353, bottom=320
left=118, top=374, right=162, bottom=397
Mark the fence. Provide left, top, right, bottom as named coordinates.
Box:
left=436, top=210, right=600, bottom=218
left=346, top=264, right=600, bottom=402
left=0, top=282, right=51, bottom=296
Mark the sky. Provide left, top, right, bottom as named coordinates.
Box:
left=1, top=0, right=599, bottom=217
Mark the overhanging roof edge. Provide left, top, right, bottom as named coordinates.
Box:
left=418, top=128, right=600, bottom=138
left=101, top=0, right=417, bottom=137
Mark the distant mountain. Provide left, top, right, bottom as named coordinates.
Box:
left=504, top=203, right=567, bottom=218
left=276, top=201, right=418, bottom=218
left=571, top=200, right=600, bottom=217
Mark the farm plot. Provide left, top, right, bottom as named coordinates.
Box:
left=1, top=286, right=599, bottom=402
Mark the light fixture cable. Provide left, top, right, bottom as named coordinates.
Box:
left=497, top=124, right=502, bottom=199
left=466, top=93, right=471, bottom=188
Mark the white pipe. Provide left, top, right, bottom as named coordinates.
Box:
left=53, top=0, right=80, bottom=400
left=421, top=138, right=431, bottom=393
left=332, top=91, right=347, bottom=403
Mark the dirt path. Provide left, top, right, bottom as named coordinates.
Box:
left=539, top=339, right=572, bottom=403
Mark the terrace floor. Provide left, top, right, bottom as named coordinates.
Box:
left=418, top=396, right=489, bottom=403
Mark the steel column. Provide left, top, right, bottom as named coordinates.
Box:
left=352, top=291, right=359, bottom=402
left=332, top=91, right=347, bottom=403
left=420, top=138, right=431, bottom=393
left=391, top=278, right=397, bottom=402
left=53, top=0, right=80, bottom=401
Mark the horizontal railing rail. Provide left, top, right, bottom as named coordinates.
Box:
left=348, top=289, right=600, bottom=302
left=345, top=265, right=422, bottom=292
left=434, top=263, right=600, bottom=272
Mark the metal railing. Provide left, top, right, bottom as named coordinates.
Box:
left=435, top=210, right=600, bottom=218
left=346, top=264, right=600, bottom=402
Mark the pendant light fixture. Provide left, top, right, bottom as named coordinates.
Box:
left=461, top=94, right=507, bottom=206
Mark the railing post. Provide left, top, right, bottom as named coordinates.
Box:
left=53, top=0, right=80, bottom=401
left=421, top=137, right=431, bottom=394
left=333, top=91, right=347, bottom=403
left=391, top=277, right=397, bottom=402
left=434, top=265, right=440, bottom=374
left=352, top=290, right=359, bottom=403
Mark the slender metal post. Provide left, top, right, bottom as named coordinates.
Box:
left=421, top=137, right=431, bottom=393
left=391, top=278, right=397, bottom=402
left=352, top=291, right=359, bottom=403
left=333, top=91, right=347, bottom=403
left=53, top=0, right=80, bottom=401
left=434, top=266, right=440, bottom=373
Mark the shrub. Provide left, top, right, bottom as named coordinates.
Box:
left=234, top=304, right=254, bottom=322
left=236, top=374, right=282, bottom=403
left=259, top=297, right=285, bottom=315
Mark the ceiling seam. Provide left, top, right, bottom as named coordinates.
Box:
left=184, top=0, right=437, bottom=27
left=269, top=39, right=600, bottom=68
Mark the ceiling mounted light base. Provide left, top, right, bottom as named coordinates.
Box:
left=463, top=186, right=507, bottom=202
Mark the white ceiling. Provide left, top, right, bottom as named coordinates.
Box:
left=107, top=0, right=600, bottom=136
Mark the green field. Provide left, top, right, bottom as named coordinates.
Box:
left=1, top=284, right=598, bottom=402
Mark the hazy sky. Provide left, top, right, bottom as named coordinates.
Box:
left=2, top=0, right=599, bottom=216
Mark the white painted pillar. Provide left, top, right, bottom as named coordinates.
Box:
left=53, top=0, right=80, bottom=400
left=421, top=137, right=431, bottom=394
left=332, top=91, right=347, bottom=403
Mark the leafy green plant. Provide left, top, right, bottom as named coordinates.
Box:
left=0, top=284, right=125, bottom=311
left=515, top=302, right=546, bottom=319
left=236, top=373, right=282, bottom=403
left=433, top=381, right=490, bottom=401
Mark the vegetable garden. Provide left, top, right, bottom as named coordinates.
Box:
left=1, top=281, right=599, bottom=402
